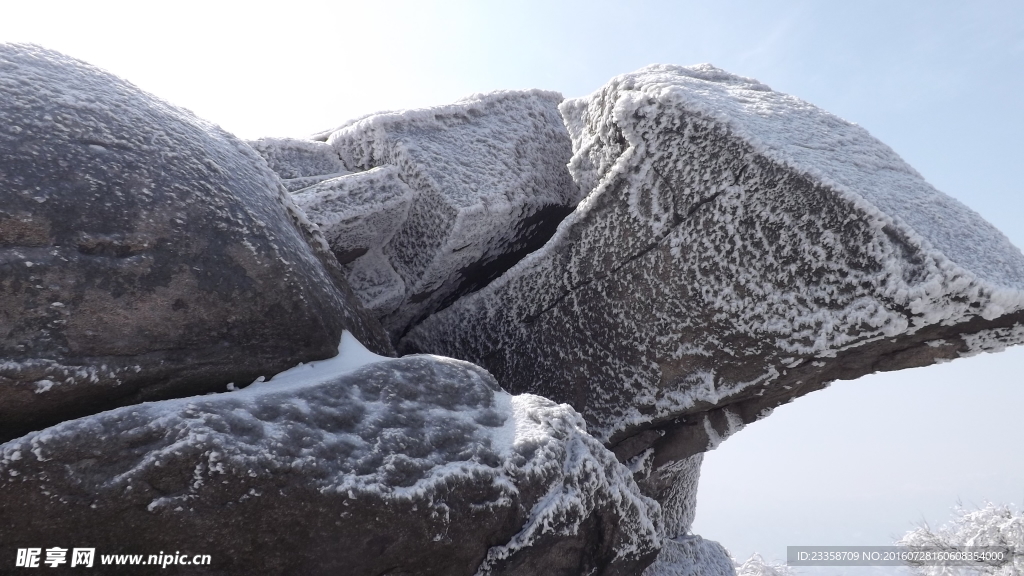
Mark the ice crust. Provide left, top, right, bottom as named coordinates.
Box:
left=565, top=65, right=1024, bottom=291
left=248, top=137, right=353, bottom=192
left=642, top=454, right=703, bottom=537
left=272, top=90, right=582, bottom=339
left=248, top=137, right=350, bottom=181
left=402, top=64, right=1024, bottom=446
left=559, top=63, right=1024, bottom=338
left=642, top=535, right=736, bottom=576
left=293, top=166, right=415, bottom=315
left=0, top=333, right=660, bottom=571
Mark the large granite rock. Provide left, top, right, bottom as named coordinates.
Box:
left=0, top=44, right=391, bottom=442
left=0, top=333, right=660, bottom=575
left=256, top=90, right=583, bottom=340
left=400, top=64, right=1024, bottom=538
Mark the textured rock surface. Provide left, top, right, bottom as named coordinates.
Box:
left=633, top=454, right=703, bottom=538
left=247, top=137, right=352, bottom=192
left=0, top=44, right=391, bottom=442
left=402, top=64, right=1024, bottom=479
left=10, top=51, right=1024, bottom=575
left=275, top=91, right=583, bottom=339
left=642, top=536, right=736, bottom=576
left=293, top=166, right=416, bottom=315
left=0, top=334, right=661, bottom=576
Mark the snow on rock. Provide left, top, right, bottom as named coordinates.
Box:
left=0, top=44, right=392, bottom=442
left=0, top=332, right=660, bottom=576
left=634, top=454, right=739, bottom=576
left=401, top=64, right=1024, bottom=484
left=293, top=166, right=416, bottom=316
left=270, top=90, right=583, bottom=340
left=637, top=454, right=703, bottom=538
left=642, top=535, right=736, bottom=576
left=959, top=324, right=1024, bottom=356
left=247, top=137, right=352, bottom=192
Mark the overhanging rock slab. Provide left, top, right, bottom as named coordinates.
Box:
left=401, top=64, right=1024, bottom=468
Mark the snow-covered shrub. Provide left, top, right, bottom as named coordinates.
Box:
left=898, top=502, right=1023, bottom=576
left=734, top=553, right=796, bottom=576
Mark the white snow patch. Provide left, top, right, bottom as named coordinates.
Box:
left=243, top=330, right=387, bottom=394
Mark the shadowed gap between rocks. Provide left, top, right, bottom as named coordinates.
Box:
left=400, top=202, right=577, bottom=340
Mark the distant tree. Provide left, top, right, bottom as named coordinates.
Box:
left=898, top=502, right=1023, bottom=576
left=734, top=553, right=795, bottom=576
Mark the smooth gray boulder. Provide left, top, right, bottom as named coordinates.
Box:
left=400, top=64, right=1024, bottom=543
left=265, top=91, right=583, bottom=340
left=0, top=334, right=660, bottom=575
left=0, top=44, right=391, bottom=441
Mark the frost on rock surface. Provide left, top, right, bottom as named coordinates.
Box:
left=642, top=535, right=736, bottom=576
left=402, top=63, right=1024, bottom=470
left=247, top=137, right=352, bottom=192
left=293, top=166, right=416, bottom=316
left=0, top=333, right=660, bottom=576
left=637, top=453, right=703, bottom=537
left=262, top=91, right=582, bottom=339
left=0, top=44, right=391, bottom=443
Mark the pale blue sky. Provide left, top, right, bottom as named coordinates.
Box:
left=4, top=1, right=1022, bottom=570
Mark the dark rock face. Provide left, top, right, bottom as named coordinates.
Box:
left=400, top=64, right=1024, bottom=532
left=0, top=44, right=391, bottom=442
left=0, top=338, right=660, bottom=576
left=267, top=91, right=583, bottom=341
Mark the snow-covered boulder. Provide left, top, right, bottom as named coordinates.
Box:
left=0, top=44, right=391, bottom=442
left=247, top=137, right=352, bottom=192
left=293, top=166, right=416, bottom=315
left=266, top=91, right=583, bottom=339
left=401, top=64, right=1024, bottom=533
left=0, top=333, right=660, bottom=576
